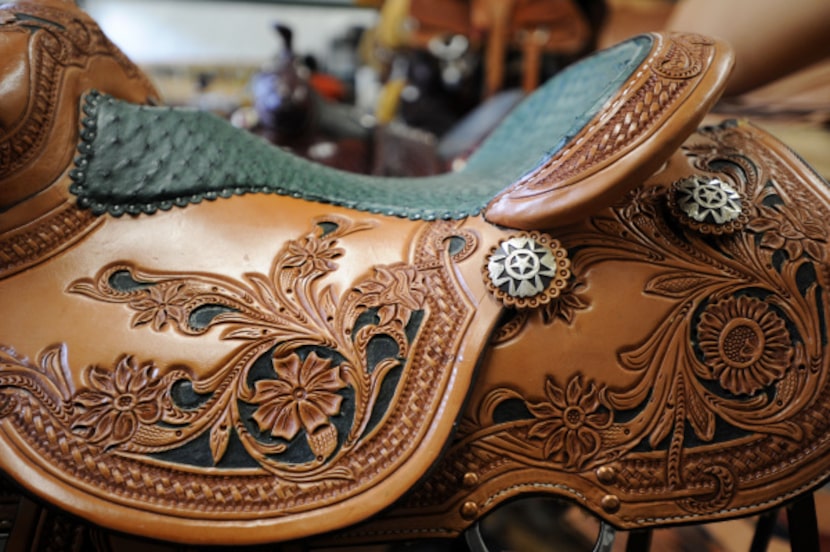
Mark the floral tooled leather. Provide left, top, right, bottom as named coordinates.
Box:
left=2, top=1, right=830, bottom=548
left=345, top=121, right=830, bottom=543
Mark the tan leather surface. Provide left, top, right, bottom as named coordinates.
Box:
left=0, top=190, right=510, bottom=544
left=2, top=0, right=830, bottom=548
left=485, top=32, right=734, bottom=229
left=0, top=0, right=158, bottom=211
left=343, top=120, right=830, bottom=542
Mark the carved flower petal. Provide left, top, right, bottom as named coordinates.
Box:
left=572, top=426, right=601, bottom=464
left=79, top=409, right=117, bottom=443
left=73, top=390, right=112, bottom=409
left=132, top=309, right=157, bottom=327
left=251, top=402, right=280, bottom=433
left=272, top=354, right=302, bottom=386
left=113, top=357, right=134, bottom=394
left=252, top=378, right=294, bottom=402
left=528, top=418, right=563, bottom=440
left=784, top=239, right=804, bottom=261
left=72, top=404, right=111, bottom=429
left=804, top=239, right=826, bottom=262
left=135, top=375, right=164, bottom=401
left=110, top=412, right=137, bottom=445
left=152, top=309, right=168, bottom=331
left=565, top=376, right=583, bottom=406
left=265, top=404, right=302, bottom=441
left=544, top=378, right=567, bottom=410
left=578, top=381, right=599, bottom=412
left=585, top=411, right=611, bottom=429
left=307, top=391, right=343, bottom=417
left=527, top=400, right=560, bottom=420
left=134, top=398, right=162, bottom=424
left=298, top=352, right=333, bottom=388
left=543, top=426, right=568, bottom=459
left=126, top=365, right=150, bottom=394
left=87, top=365, right=115, bottom=393
left=759, top=232, right=786, bottom=251
left=304, top=366, right=345, bottom=394
left=746, top=216, right=778, bottom=233
left=297, top=401, right=329, bottom=433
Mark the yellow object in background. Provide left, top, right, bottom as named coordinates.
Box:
left=375, top=78, right=407, bottom=123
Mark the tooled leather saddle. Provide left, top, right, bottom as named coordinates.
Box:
left=1, top=1, right=829, bottom=550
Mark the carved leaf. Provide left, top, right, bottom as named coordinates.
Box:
left=244, top=272, right=281, bottom=312
left=644, top=271, right=711, bottom=298
left=649, top=407, right=674, bottom=449
left=319, top=285, right=338, bottom=325
left=36, top=344, right=75, bottom=399
left=65, top=278, right=99, bottom=298
left=591, top=216, right=627, bottom=236
left=210, top=410, right=232, bottom=464
left=686, top=390, right=715, bottom=442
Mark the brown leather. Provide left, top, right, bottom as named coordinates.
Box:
left=1, top=1, right=830, bottom=549
left=343, top=120, right=830, bottom=542
left=0, top=0, right=159, bottom=212
left=485, top=32, right=734, bottom=229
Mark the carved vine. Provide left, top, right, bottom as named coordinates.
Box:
left=464, top=124, right=829, bottom=513
left=1, top=216, right=437, bottom=484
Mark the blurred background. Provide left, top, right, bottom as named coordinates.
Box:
left=74, top=0, right=830, bottom=180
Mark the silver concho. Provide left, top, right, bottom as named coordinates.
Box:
left=484, top=232, right=570, bottom=309
left=669, top=176, right=748, bottom=234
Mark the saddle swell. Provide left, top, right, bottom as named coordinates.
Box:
left=1, top=0, right=829, bottom=549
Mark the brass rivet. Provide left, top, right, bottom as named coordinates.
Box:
left=601, top=494, right=621, bottom=513
left=462, top=472, right=479, bottom=489
left=596, top=466, right=617, bottom=485
left=460, top=501, right=479, bottom=520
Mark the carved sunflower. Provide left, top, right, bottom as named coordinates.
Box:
left=527, top=375, right=611, bottom=470
left=251, top=352, right=346, bottom=458
left=71, top=357, right=165, bottom=448
left=698, top=296, right=793, bottom=395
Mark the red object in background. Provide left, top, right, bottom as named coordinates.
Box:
left=310, top=72, right=347, bottom=102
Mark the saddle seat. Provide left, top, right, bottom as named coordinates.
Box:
left=1, top=1, right=830, bottom=549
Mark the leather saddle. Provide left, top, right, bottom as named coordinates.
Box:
left=2, top=1, right=830, bottom=550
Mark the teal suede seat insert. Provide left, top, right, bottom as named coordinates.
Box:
left=69, top=35, right=653, bottom=219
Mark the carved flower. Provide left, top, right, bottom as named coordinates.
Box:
left=283, top=236, right=343, bottom=277
left=355, top=264, right=427, bottom=326
left=527, top=375, right=611, bottom=470
left=542, top=282, right=589, bottom=325
left=698, top=296, right=793, bottom=395
left=71, top=357, right=165, bottom=448
left=129, top=283, right=189, bottom=331
left=748, top=205, right=826, bottom=262
left=251, top=352, right=346, bottom=446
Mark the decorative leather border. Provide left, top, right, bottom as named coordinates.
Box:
left=346, top=122, right=830, bottom=540
left=0, top=201, right=99, bottom=279
left=0, top=216, right=501, bottom=544
left=485, top=32, right=734, bottom=229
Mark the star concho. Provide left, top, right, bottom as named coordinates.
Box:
left=484, top=231, right=571, bottom=309
left=668, top=175, right=749, bottom=235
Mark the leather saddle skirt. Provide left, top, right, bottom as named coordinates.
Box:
left=1, top=1, right=829, bottom=547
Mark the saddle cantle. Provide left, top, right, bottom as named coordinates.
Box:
left=1, top=1, right=830, bottom=549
